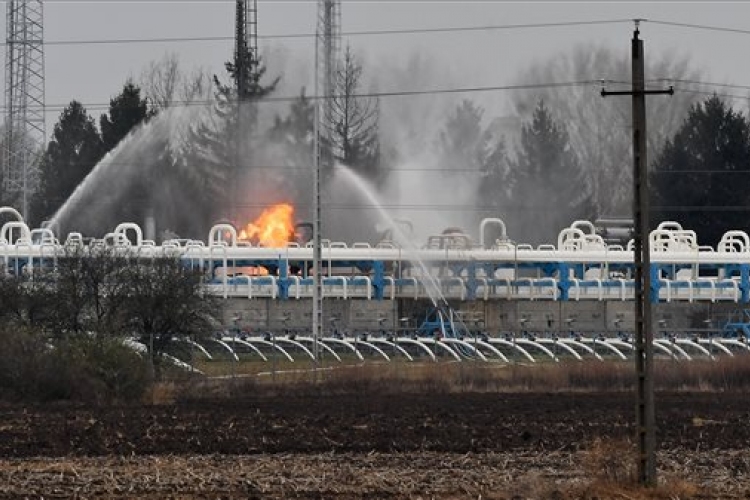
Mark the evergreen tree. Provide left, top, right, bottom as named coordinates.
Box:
left=510, top=100, right=594, bottom=245
left=438, top=100, right=491, bottom=172
left=267, top=90, right=316, bottom=216
left=651, top=96, right=750, bottom=246
left=30, top=101, right=103, bottom=226
left=269, top=89, right=315, bottom=154
left=511, top=44, right=702, bottom=216
left=185, top=39, right=278, bottom=222
left=437, top=99, right=509, bottom=241
left=98, top=82, right=153, bottom=228
left=100, top=81, right=151, bottom=153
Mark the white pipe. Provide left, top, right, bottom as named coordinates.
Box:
left=367, top=338, right=414, bottom=361
left=487, top=338, right=536, bottom=362
left=395, top=338, right=437, bottom=361
left=479, top=218, right=507, bottom=247
left=222, top=337, right=269, bottom=362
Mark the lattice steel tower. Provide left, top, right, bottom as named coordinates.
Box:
left=4, top=0, right=45, bottom=219
left=234, top=0, right=258, bottom=99
left=316, top=0, right=341, bottom=164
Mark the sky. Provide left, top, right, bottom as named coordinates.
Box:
left=18, top=0, right=750, bottom=137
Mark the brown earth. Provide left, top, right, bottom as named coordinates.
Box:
left=1, top=391, right=749, bottom=498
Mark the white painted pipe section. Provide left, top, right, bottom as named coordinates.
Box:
left=208, top=224, right=237, bottom=247
left=579, top=338, right=627, bottom=360
left=479, top=218, right=508, bottom=247
left=366, top=338, right=414, bottom=361
left=209, top=338, right=239, bottom=361
left=697, top=338, right=733, bottom=356
left=656, top=339, right=692, bottom=360
left=323, top=276, right=347, bottom=299
left=209, top=244, right=228, bottom=299
left=275, top=337, right=315, bottom=360
left=30, top=228, right=56, bottom=245
left=232, top=275, right=253, bottom=299
left=289, top=276, right=305, bottom=299
left=475, top=277, right=489, bottom=301
left=515, top=338, right=558, bottom=361
left=114, top=223, right=143, bottom=246
left=474, top=340, right=510, bottom=362
left=652, top=339, right=681, bottom=360
left=487, top=338, right=536, bottom=363
left=606, top=339, right=634, bottom=352
left=422, top=339, right=462, bottom=362
left=185, top=339, right=213, bottom=360
left=222, top=337, right=270, bottom=362
left=559, top=338, right=603, bottom=361
left=440, top=338, right=487, bottom=361
left=1, top=221, right=31, bottom=244
left=295, top=337, right=343, bottom=362
left=0, top=206, right=23, bottom=222
left=537, top=339, right=582, bottom=360
left=382, top=276, right=396, bottom=300
left=349, top=276, right=372, bottom=300
left=242, top=338, right=295, bottom=362
left=675, top=338, right=712, bottom=359
left=348, top=339, right=390, bottom=361
left=716, top=339, right=750, bottom=351
left=660, top=279, right=672, bottom=302
left=322, top=337, right=364, bottom=360
left=395, top=338, right=437, bottom=361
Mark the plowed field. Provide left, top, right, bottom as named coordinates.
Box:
left=1, top=392, right=749, bottom=498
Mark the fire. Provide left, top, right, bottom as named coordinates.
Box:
left=239, top=203, right=295, bottom=247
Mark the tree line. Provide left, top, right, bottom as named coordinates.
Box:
left=14, top=41, right=750, bottom=247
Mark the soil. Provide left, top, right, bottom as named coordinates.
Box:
left=1, top=391, right=749, bottom=498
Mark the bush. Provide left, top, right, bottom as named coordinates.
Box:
left=0, top=326, right=152, bottom=404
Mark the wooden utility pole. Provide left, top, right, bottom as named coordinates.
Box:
left=601, top=21, right=672, bottom=486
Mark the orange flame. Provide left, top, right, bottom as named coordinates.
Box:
left=239, top=203, right=295, bottom=247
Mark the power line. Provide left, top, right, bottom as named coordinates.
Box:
left=672, top=88, right=750, bottom=102
left=651, top=78, right=750, bottom=92
left=28, top=18, right=633, bottom=47
left=5, top=79, right=602, bottom=113
left=646, top=19, right=750, bottom=37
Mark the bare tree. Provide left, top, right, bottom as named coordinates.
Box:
left=140, top=52, right=213, bottom=111
left=511, top=44, right=703, bottom=217
left=327, top=45, right=380, bottom=179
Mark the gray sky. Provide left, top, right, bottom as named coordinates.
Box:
left=18, top=1, right=750, bottom=133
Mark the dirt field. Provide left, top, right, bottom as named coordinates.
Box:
left=1, top=391, right=749, bottom=498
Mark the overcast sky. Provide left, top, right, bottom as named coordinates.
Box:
left=14, top=1, right=750, bottom=133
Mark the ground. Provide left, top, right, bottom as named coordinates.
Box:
left=1, top=391, right=749, bottom=498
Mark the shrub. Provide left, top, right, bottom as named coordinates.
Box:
left=0, top=326, right=152, bottom=404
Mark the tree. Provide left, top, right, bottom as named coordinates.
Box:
left=511, top=44, right=703, bottom=216
left=436, top=99, right=509, bottom=238
left=185, top=39, right=278, bottom=222
left=140, top=52, right=212, bottom=111
left=100, top=81, right=152, bottom=153
left=30, top=101, right=104, bottom=226
left=327, top=45, right=380, bottom=180
left=125, top=256, right=218, bottom=376
left=267, top=89, right=315, bottom=203
left=439, top=100, right=495, bottom=172
left=651, top=96, right=750, bottom=246
left=98, top=82, right=154, bottom=228
left=509, top=100, right=594, bottom=245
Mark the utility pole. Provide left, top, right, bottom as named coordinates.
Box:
left=602, top=20, right=672, bottom=487
left=313, top=0, right=341, bottom=367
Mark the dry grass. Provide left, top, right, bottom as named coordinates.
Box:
left=177, top=353, right=750, bottom=402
